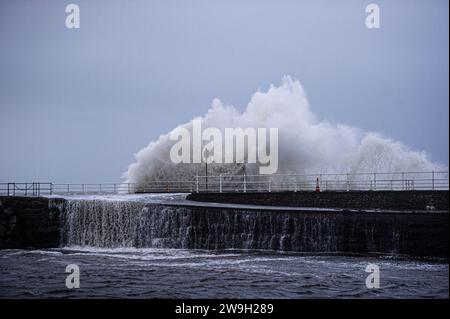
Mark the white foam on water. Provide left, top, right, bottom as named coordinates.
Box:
left=60, top=246, right=242, bottom=261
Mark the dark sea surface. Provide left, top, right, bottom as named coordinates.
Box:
left=0, top=248, right=448, bottom=298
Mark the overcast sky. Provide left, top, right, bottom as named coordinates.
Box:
left=0, top=0, right=448, bottom=183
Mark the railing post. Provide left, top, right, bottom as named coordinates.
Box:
left=432, top=171, right=435, bottom=190
left=373, top=173, right=377, bottom=191
left=195, top=175, right=199, bottom=193
left=114, top=183, right=117, bottom=193
left=346, top=173, right=349, bottom=192
left=50, top=183, right=53, bottom=195
left=25, top=183, right=28, bottom=196
left=127, top=183, right=130, bottom=194
left=219, top=175, right=222, bottom=193
left=402, top=172, right=405, bottom=190
left=268, top=178, right=271, bottom=192
left=243, top=174, right=246, bottom=193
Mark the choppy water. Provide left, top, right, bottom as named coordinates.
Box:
left=0, top=248, right=448, bottom=298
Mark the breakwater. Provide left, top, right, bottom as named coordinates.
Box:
left=0, top=195, right=448, bottom=258
left=187, top=190, right=449, bottom=210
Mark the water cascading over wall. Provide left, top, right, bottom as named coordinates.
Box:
left=56, top=199, right=449, bottom=258
left=59, top=200, right=338, bottom=251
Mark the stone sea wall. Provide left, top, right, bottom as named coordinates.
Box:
left=0, top=196, right=62, bottom=249
left=0, top=195, right=448, bottom=259
left=187, top=190, right=449, bottom=211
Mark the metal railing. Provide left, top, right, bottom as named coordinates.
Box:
left=0, top=182, right=53, bottom=196
left=0, top=181, right=195, bottom=196
left=193, top=171, right=449, bottom=193
left=51, top=181, right=195, bottom=194
left=0, top=171, right=448, bottom=196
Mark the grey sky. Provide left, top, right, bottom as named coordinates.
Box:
left=0, top=0, right=448, bottom=183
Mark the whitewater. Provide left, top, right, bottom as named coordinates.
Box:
left=124, top=76, right=445, bottom=189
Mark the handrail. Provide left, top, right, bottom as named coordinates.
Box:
left=0, top=171, right=448, bottom=196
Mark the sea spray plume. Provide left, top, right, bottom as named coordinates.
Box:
left=123, top=76, right=445, bottom=188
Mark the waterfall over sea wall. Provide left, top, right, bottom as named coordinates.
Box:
left=59, top=200, right=147, bottom=248
left=59, top=199, right=339, bottom=250
left=54, top=198, right=449, bottom=257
